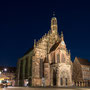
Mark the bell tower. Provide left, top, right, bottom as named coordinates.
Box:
left=51, top=13, right=58, bottom=33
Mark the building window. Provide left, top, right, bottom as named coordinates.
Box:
left=40, top=59, right=44, bottom=78
left=61, top=54, right=65, bottom=63
left=52, top=53, right=55, bottom=63
left=60, top=78, right=63, bottom=85
left=19, top=60, right=23, bottom=79
left=57, top=54, right=60, bottom=63
left=53, top=20, right=54, bottom=25
left=25, top=57, right=28, bottom=78
left=53, top=70, right=57, bottom=86
left=65, top=78, right=68, bottom=85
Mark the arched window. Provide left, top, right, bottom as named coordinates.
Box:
left=25, top=57, right=29, bottom=78
left=60, top=78, right=63, bottom=85
left=57, top=54, right=60, bottom=63
left=19, top=60, right=23, bottom=80
left=53, top=70, right=57, bottom=86
left=53, top=20, right=54, bottom=25
left=40, top=59, right=44, bottom=78
left=61, top=54, right=65, bottom=63
left=65, top=78, right=68, bottom=85
left=52, top=53, right=55, bottom=63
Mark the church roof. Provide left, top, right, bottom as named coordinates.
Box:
left=77, top=57, right=90, bottom=66
left=50, top=41, right=60, bottom=53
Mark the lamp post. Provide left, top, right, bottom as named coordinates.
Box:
left=3, top=68, right=8, bottom=87
left=0, top=71, right=2, bottom=84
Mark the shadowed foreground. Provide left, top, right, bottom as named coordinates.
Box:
left=1, top=87, right=90, bottom=90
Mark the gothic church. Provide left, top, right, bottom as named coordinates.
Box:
left=16, top=15, right=73, bottom=87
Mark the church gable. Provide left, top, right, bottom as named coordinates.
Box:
left=49, top=31, right=71, bottom=65
left=49, top=31, right=66, bottom=53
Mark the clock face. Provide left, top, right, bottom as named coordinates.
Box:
left=61, top=41, right=65, bottom=45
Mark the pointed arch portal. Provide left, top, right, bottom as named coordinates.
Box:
left=53, top=70, right=57, bottom=86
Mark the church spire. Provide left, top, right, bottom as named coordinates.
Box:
left=61, top=31, right=64, bottom=41
left=51, top=13, right=58, bottom=32
left=34, top=39, right=36, bottom=47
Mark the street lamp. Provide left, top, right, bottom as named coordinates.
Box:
left=0, top=71, right=2, bottom=74
left=4, top=68, right=7, bottom=72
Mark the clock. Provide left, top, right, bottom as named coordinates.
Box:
left=61, top=41, right=65, bottom=45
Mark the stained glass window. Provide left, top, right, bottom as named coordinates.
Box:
left=61, top=54, right=65, bottom=63
left=57, top=54, right=60, bottom=63
left=60, top=78, right=63, bottom=85
left=40, top=59, right=44, bottom=78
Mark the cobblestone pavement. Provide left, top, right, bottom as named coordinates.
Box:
left=1, top=87, right=90, bottom=90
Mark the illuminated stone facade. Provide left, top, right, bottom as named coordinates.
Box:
left=31, top=16, right=72, bottom=86
left=16, top=16, right=90, bottom=87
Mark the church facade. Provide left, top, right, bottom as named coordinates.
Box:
left=16, top=16, right=90, bottom=87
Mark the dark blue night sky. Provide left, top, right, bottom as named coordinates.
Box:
left=0, top=1, right=90, bottom=66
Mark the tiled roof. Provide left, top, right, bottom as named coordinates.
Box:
left=50, top=41, right=60, bottom=53
left=77, top=58, right=90, bottom=66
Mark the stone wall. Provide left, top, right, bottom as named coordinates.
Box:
left=17, top=50, right=33, bottom=86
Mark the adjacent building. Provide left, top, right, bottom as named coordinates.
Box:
left=16, top=15, right=90, bottom=87
left=73, top=57, right=90, bottom=86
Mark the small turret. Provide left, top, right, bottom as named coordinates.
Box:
left=34, top=39, right=36, bottom=47
left=69, top=50, right=71, bottom=55
left=61, top=31, right=64, bottom=41
left=69, top=50, right=71, bottom=58
left=60, top=31, right=66, bottom=47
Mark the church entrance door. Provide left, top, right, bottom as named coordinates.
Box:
left=53, top=70, right=56, bottom=86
